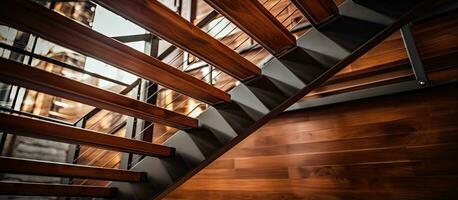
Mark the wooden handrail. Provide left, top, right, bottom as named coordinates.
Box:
left=0, top=58, right=198, bottom=130
left=95, top=0, right=261, bottom=81
left=0, top=156, right=147, bottom=182
left=0, top=113, right=175, bottom=157
left=204, top=0, right=297, bottom=56
left=0, top=0, right=230, bottom=105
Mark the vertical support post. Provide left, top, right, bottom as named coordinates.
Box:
left=400, top=23, right=429, bottom=86
left=120, top=82, right=141, bottom=170
left=210, top=66, right=214, bottom=85
left=0, top=86, right=21, bottom=156
left=0, top=133, right=6, bottom=156
left=124, top=35, right=161, bottom=168
left=120, top=33, right=161, bottom=169
left=182, top=0, right=195, bottom=76
left=139, top=35, right=160, bottom=143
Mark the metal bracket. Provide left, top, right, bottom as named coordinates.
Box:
left=400, top=23, right=429, bottom=86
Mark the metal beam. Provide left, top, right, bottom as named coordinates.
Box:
left=112, top=33, right=152, bottom=43
left=400, top=23, right=429, bottom=86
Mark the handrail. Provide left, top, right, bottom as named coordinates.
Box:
left=0, top=42, right=129, bottom=87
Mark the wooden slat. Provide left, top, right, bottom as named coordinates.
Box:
left=204, top=0, right=296, bottom=56
left=94, top=0, right=261, bottom=80
left=0, top=113, right=175, bottom=157
left=0, top=156, right=146, bottom=182
left=0, top=181, right=117, bottom=197
left=158, top=10, right=219, bottom=61
left=0, top=0, right=229, bottom=105
left=291, top=0, right=339, bottom=27
left=0, top=58, right=197, bottom=130
left=165, top=82, right=458, bottom=200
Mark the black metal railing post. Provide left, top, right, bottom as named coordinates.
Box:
left=120, top=82, right=142, bottom=170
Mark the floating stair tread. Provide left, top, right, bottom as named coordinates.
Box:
left=0, top=113, right=175, bottom=157
left=0, top=156, right=147, bottom=182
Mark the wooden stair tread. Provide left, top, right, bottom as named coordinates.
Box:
left=0, top=181, right=117, bottom=197
left=204, top=0, right=296, bottom=56
left=0, top=156, right=146, bottom=182
left=0, top=0, right=437, bottom=199
left=291, top=0, right=339, bottom=27
left=94, top=0, right=261, bottom=81
left=0, top=0, right=230, bottom=105
left=0, top=58, right=197, bottom=130
left=107, top=1, right=436, bottom=199
left=0, top=113, right=175, bottom=157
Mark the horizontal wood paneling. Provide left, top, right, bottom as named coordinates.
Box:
left=165, top=83, right=458, bottom=200
left=304, top=11, right=458, bottom=100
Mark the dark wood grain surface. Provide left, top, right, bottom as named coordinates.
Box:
left=0, top=181, right=117, bottom=197
left=95, top=0, right=261, bottom=81
left=164, top=82, right=458, bottom=200
left=303, top=10, right=458, bottom=100
left=291, top=0, right=339, bottom=27
left=204, top=0, right=296, bottom=56
left=0, top=58, right=198, bottom=130
left=0, top=113, right=175, bottom=157
left=0, top=156, right=146, bottom=182
left=0, top=0, right=230, bottom=105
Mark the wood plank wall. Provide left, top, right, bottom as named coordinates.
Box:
left=302, top=10, right=458, bottom=100
left=164, top=81, right=458, bottom=200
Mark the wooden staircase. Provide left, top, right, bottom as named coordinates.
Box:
left=0, top=0, right=437, bottom=199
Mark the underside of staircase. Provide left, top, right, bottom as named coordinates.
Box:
left=108, top=1, right=436, bottom=199
left=0, top=0, right=437, bottom=199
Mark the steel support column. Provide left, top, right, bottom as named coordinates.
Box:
left=401, top=23, right=429, bottom=86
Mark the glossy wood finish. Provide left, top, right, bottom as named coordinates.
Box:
left=165, top=83, right=458, bottom=200
left=0, top=0, right=229, bottom=105
left=95, top=0, right=261, bottom=81
left=291, top=0, right=339, bottom=27
left=0, top=181, right=117, bottom=197
left=0, top=113, right=174, bottom=157
left=303, top=10, right=458, bottom=100
left=0, top=156, right=146, bottom=182
left=111, top=1, right=438, bottom=199
left=0, top=58, right=198, bottom=130
left=204, top=0, right=296, bottom=56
